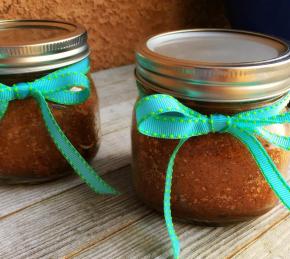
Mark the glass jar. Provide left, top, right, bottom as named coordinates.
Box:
left=0, top=20, right=100, bottom=184
left=132, top=29, right=290, bottom=224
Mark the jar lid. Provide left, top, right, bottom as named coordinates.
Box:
left=136, top=29, right=290, bottom=102
left=0, top=19, right=89, bottom=74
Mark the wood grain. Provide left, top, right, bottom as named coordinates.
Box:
left=232, top=214, right=290, bottom=259
left=70, top=202, right=288, bottom=259
left=0, top=64, right=289, bottom=259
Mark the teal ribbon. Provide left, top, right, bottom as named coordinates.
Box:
left=136, top=93, right=290, bottom=259
left=0, top=57, right=118, bottom=195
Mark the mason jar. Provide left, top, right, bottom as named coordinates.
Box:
left=132, top=29, right=290, bottom=224
left=0, top=20, right=100, bottom=184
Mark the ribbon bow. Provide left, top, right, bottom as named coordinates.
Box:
left=136, top=93, right=290, bottom=259
left=0, top=57, right=118, bottom=195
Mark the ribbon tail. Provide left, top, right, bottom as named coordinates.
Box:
left=0, top=102, right=8, bottom=120
left=164, top=138, right=188, bottom=259
left=32, top=90, right=119, bottom=195
left=229, top=128, right=290, bottom=209
left=255, top=128, right=290, bottom=150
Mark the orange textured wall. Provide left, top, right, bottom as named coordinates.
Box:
left=0, top=0, right=228, bottom=71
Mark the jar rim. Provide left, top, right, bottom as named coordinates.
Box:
left=0, top=19, right=89, bottom=74
left=136, top=28, right=290, bottom=103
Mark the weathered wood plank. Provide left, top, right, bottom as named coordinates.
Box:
left=68, top=175, right=290, bottom=258
left=2, top=165, right=288, bottom=259
left=232, top=214, right=290, bottom=259
left=99, top=81, right=136, bottom=110
left=100, top=98, right=135, bottom=134
left=94, top=65, right=137, bottom=109
left=91, top=65, right=134, bottom=90
left=71, top=204, right=288, bottom=259
left=185, top=207, right=289, bottom=259
left=0, top=167, right=154, bottom=259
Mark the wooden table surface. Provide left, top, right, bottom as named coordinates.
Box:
left=0, top=65, right=289, bottom=259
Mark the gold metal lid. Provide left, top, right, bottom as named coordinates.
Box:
left=136, top=29, right=290, bottom=102
left=0, top=19, right=89, bottom=74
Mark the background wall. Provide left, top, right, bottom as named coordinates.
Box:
left=0, top=0, right=228, bottom=71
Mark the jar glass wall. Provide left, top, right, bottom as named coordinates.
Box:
left=0, top=70, right=100, bottom=184
left=132, top=29, right=290, bottom=225
left=0, top=20, right=100, bottom=184
left=131, top=89, right=290, bottom=224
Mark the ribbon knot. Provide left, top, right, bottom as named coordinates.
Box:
left=210, top=114, right=232, bottom=133
left=13, top=82, right=32, bottom=100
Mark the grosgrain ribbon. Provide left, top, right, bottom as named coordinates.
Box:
left=136, top=93, right=290, bottom=259
left=0, top=58, right=118, bottom=195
